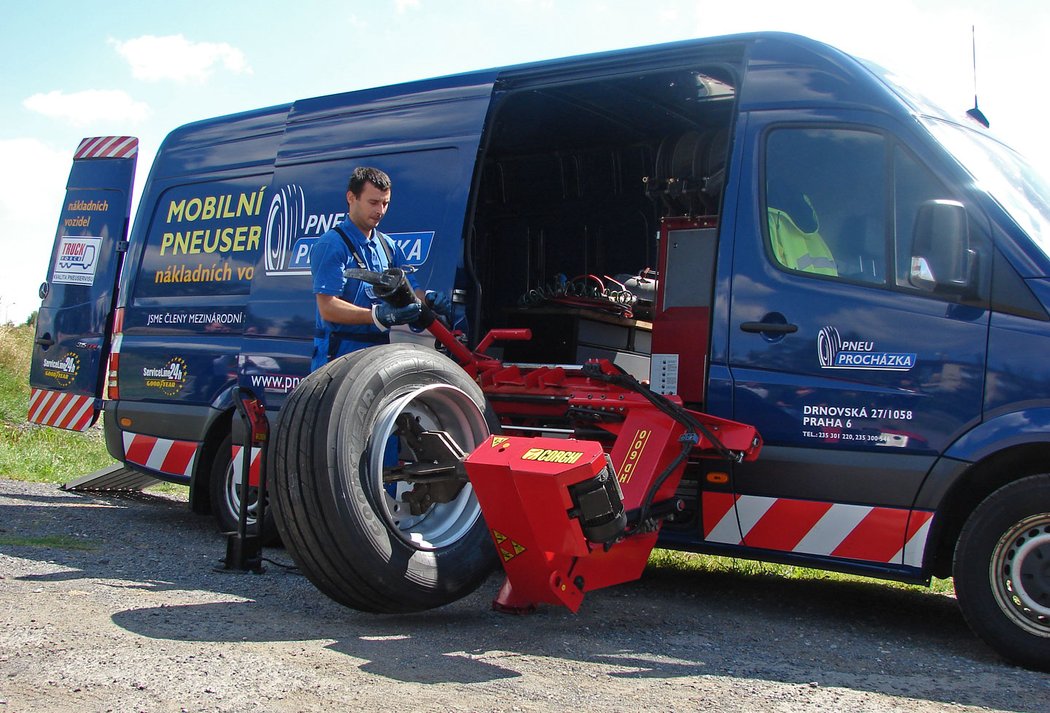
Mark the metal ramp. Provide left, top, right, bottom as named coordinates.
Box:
left=61, top=463, right=161, bottom=492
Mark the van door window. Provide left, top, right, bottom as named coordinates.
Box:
left=765, top=128, right=886, bottom=283
left=893, top=145, right=956, bottom=289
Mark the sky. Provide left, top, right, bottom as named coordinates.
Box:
left=1, top=0, right=1047, bottom=324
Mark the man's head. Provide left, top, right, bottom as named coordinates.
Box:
left=346, top=167, right=392, bottom=234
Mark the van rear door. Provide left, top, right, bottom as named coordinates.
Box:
left=28, top=137, right=137, bottom=431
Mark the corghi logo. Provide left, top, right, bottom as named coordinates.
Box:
left=521, top=448, right=585, bottom=464
left=262, top=183, right=435, bottom=276
left=143, top=356, right=189, bottom=396
left=817, top=326, right=916, bottom=371
left=42, top=352, right=80, bottom=386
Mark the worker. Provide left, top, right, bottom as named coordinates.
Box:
left=310, top=166, right=449, bottom=370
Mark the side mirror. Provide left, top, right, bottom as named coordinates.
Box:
left=910, top=199, right=977, bottom=295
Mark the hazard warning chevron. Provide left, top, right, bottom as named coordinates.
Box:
left=702, top=492, right=934, bottom=567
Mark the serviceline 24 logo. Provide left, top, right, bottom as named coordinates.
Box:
left=817, top=326, right=916, bottom=371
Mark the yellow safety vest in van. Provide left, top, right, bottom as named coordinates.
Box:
left=767, top=206, right=837, bottom=276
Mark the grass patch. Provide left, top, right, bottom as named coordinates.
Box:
left=0, top=534, right=98, bottom=551
left=648, top=548, right=954, bottom=596
left=0, top=323, right=117, bottom=483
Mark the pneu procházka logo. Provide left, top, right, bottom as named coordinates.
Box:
left=817, top=326, right=916, bottom=371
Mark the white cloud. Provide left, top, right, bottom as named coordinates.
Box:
left=0, top=139, right=72, bottom=323
left=22, top=89, right=151, bottom=127
left=110, top=34, right=252, bottom=83
left=395, top=0, right=421, bottom=13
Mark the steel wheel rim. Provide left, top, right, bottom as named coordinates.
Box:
left=368, top=383, right=489, bottom=550
left=225, top=461, right=260, bottom=525
left=990, top=512, right=1050, bottom=638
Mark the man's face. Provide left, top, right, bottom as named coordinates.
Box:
left=347, top=182, right=391, bottom=234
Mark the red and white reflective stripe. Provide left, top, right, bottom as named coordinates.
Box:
left=122, top=432, right=198, bottom=477
left=74, top=136, right=138, bottom=160
left=703, top=492, right=935, bottom=566
left=27, top=388, right=96, bottom=431
left=231, top=445, right=262, bottom=487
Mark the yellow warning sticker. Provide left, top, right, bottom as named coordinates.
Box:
left=490, top=436, right=510, bottom=448
left=492, top=529, right=526, bottom=562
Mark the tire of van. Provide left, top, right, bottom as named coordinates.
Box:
left=953, top=474, right=1050, bottom=672
left=209, top=434, right=278, bottom=544
left=270, top=343, right=498, bottom=613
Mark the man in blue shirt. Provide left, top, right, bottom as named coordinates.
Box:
left=310, top=166, right=447, bottom=371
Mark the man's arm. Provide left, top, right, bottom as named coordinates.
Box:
left=315, top=294, right=375, bottom=325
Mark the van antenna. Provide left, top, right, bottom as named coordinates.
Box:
left=966, top=24, right=990, bottom=128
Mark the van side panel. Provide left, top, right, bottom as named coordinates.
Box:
left=240, top=75, right=498, bottom=408
left=109, top=109, right=287, bottom=477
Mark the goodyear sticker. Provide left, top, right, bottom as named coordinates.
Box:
left=492, top=530, right=526, bottom=562
left=41, top=352, right=80, bottom=387
left=521, top=448, right=584, bottom=464
left=143, top=356, right=188, bottom=396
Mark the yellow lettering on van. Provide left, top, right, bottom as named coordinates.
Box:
left=167, top=200, right=185, bottom=223
left=237, top=192, right=255, bottom=216
left=160, top=232, right=175, bottom=255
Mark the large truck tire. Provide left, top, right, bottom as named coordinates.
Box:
left=209, top=434, right=278, bottom=544
left=953, top=474, right=1050, bottom=671
left=270, top=343, right=498, bottom=613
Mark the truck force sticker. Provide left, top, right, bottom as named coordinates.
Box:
left=52, top=237, right=102, bottom=285
left=817, top=326, right=916, bottom=371
left=263, top=184, right=434, bottom=276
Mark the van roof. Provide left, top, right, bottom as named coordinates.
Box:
left=154, top=32, right=920, bottom=174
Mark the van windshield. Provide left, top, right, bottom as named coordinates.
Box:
left=924, top=117, right=1050, bottom=258
left=867, top=62, right=1050, bottom=258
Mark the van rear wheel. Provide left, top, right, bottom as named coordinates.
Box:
left=270, top=344, right=497, bottom=613
left=954, top=474, right=1050, bottom=672
left=209, top=434, right=277, bottom=543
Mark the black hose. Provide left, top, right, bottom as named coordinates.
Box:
left=579, top=362, right=739, bottom=532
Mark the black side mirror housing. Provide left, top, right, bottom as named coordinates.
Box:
left=910, top=199, right=977, bottom=296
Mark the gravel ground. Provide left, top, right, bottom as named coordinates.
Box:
left=0, top=476, right=1047, bottom=713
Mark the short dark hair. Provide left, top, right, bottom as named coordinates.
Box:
left=347, top=167, right=391, bottom=196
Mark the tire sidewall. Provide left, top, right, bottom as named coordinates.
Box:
left=310, top=344, right=496, bottom=609
left=954, top=474, right=1050, bottom=671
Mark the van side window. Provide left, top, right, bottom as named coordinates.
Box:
left=764, top=128, right=886, bottom=283
left=892, top=145, right=954, bottom=289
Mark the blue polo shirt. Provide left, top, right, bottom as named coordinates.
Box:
left=310, top=219, right=417, bottom=370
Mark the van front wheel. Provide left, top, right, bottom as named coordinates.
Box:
left=270, top=344, right=497, bottom=613
left=954, top=474, right=1050, bottom=672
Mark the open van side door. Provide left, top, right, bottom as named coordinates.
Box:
left=28, top=137, right=138, bottom=431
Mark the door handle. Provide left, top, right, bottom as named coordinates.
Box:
left=35, top=335, right=55, bottom=348
left=740, top=321, right=798, bottom=334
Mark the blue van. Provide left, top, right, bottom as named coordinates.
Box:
left=29, top=32, right=1050, bottom=670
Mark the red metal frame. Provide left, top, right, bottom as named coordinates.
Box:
left=429, top=318, right=761, bottom=613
